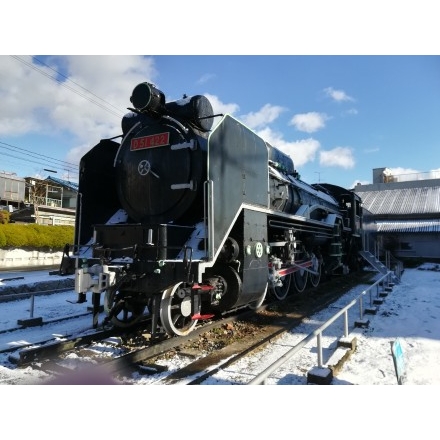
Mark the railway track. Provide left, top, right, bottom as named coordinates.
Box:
left=8, top=270, right=376, bottom=385
left=0, top=273, right=74, bottom=300
left=135, top=272, right=378, bottom=385
left=8, top=308, right=258, bottom=378
left=0, top=286, right=74, bottom=304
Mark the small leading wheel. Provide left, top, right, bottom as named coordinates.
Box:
left=271, top=274, right=291, bottom=300
left=249, top=283, right=268, bottom=310
left=104, top=287, right=146, bottom=328
left=160, top=283, right=198, bottom=336
left=293, top=267, right=308, bottom=293
left=204, top=264, right=242, bottom=312
left=309, top=255, right=321, bottom=288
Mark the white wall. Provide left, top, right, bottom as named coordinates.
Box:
left=0, top=248, right=63, bottom=269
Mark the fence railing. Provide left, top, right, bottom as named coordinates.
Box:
left=248, top=269, right=397, bottom=385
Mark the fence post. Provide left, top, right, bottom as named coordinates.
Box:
left=317, top=333, right=323, bottom=368
left=17, top=294, right=43, bottom=327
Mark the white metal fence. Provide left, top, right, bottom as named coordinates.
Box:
left=248, top=264, right=402, bottom=385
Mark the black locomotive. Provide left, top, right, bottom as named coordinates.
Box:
left=61, top=82, right=364, bottom=338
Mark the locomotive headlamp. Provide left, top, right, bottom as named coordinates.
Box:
left=130, top=82, right=165, bottom=114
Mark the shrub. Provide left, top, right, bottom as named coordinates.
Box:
left=0, top=228, right=5, bottom=247
left=0, top=224, right=74, bottom=250
left=0, top=210, right=10, bottom=224
left=1, top=224, right=27, bottom=247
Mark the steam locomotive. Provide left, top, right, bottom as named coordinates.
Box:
left=61, top=82, right=364, bottom=339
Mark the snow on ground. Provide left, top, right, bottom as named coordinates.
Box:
left=2, top=264, right=440, bottom=385
left=1, top=263, right=439, bottom=435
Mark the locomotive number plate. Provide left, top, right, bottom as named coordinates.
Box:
left=131, top=132, right=170, bottom=150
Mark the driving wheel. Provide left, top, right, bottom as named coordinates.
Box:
left=293, top=266, right=309, bottom=293
left=271, top=274, right=292, bottom=300
left=309, top=255, right=321, bottom=288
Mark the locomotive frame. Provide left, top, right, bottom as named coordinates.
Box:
left=60, top=82, right=364, bottom=339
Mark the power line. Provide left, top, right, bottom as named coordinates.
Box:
left=31, top=56, right=125, bottom=115
left=0, top=150, right=77, bottom=176
left=0, top=140, right=78, bottom=172
left=10, top=55, right=125, bottom=119
left=0, top=141, right=79, bottom=178
left=5, top=56, right=126, bottom=178
left=5, top=56, right=125, bottom=177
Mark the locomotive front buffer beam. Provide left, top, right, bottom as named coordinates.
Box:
left=75, top=264, right=117, bottom=328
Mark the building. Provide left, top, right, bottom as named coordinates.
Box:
left=9, top=175, right=77, bottom=226
left=0, top=171, right=25, bottom=211
left=354, top=167, right=440, bottom=259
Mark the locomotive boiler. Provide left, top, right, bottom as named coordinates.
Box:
left=62, top=81, right=364, bottom=338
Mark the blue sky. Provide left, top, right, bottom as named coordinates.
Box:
left=1, top=55, right=439, bottom=189
left=1, top=2, right=439, bottom=190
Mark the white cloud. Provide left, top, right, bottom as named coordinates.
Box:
left=204, top=93, right=240, bottom=118
left=320, top=146, right=355, bottom=168
left=289, top=112, right=329, bottom=133
left=205, top=99, right=321, bottom=168
left=0, top=56, right=347, bottom=176
left=0, top=117, right=40, bottom=136
left=240, top=104, right=287, bottom=130
left=344, top=108, right=358, bottom=115
left=350, top=179, right=370, bottom=188
left=65, top=143, right=93, bottom=167
left=257, top=127, right=320, bottom=168
left=0, top=55, right=158, bottom=166
left=324, top=87, right=354, bottom=102
left=364, top=147, right=380, bottom=153
left=197, top=73, right=216, bottom=84
left=207, top=99, right=319, bottom=168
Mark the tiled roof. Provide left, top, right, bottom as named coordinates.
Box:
left=356, top=186, right=440, bottom=215
left=46, top=176, right=79, bottom=192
